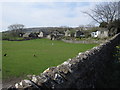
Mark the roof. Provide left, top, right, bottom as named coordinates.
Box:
left=23, top=33, right=31, bottom=37
left=97, top=28, right=108, bottom=31
left=40, top=31, right=51, bottom=35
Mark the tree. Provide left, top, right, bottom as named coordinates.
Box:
left=8, top=24, right=24, bottom=31
left=99, top=22, right=108, bottom=28
left=83, top=2, right=118, bottom=24
left=118, top=1, right=120, bottom=20
left=8, top=24, right=25, bottom=37
left=78, top=25, right=85, bottom=31
left=108, top=19, right=120, bottom=36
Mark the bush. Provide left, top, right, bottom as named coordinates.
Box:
left=2, top=32, right=24, bottom=40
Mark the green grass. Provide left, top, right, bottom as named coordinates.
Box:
left=2, top=39, right=97, bottom=79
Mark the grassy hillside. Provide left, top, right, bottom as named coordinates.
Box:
left=2, top=39, right=97, bottom=79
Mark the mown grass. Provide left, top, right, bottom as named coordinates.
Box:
left=2, top=39, right=97, bottom=79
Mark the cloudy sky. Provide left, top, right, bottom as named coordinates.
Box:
left=0, top=0, right=116, bottom=31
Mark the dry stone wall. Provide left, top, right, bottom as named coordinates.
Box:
left=8, top=33, right=120, bottom=90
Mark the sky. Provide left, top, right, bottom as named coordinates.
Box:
left=0, top=0, right=118, bottom=32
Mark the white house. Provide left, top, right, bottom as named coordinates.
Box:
left=91, top=31, right=100, bottom=38
left=38, top=31, right=50, bottom=38
left=91, top=28, right=109, bottom=38
left=38, top=31, right=44, bottom=38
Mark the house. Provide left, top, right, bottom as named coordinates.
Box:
left=38, top=31, right=50, bottom=38
left=38, top=31, right=44, bottom=37
left=52, top=30, right=59, bottom=36
left=46, top=30, right=64, bottom=40
left=91, top=31, right=98, bottom=38
left=38, top=31, right=46, bottom=38
left=50, top=34, right=56, bottom=40
left=65, top=30, right=71, bottom=37
left=29, top=33, right=38, bottom=38
left=52, top=30, right=64, bottom=37
left=91, top=28, right=109, bottom=38
left=46, top=34, right=51, bottom=39
left=19, top=33, right=24, bottom=37
left=23, top=33, right=31, bottom=38
left=46, top=34, right=56, bottom=40
left=74, top=30, right=84, bottom=38
left=23, top=32, right=38, bottom=38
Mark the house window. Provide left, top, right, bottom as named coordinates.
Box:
left=101, top=31, right=104, bottom=34
left=95, top=32, right=97, bottom=35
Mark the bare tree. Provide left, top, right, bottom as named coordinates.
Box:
left=8, top=24, right=25, bottom=37
left=78, top=25, right=85, bottom=30
left=8, top=24, right=24, bottom=31
left=83, top=2, right=118, bottom=24
left=118, top=1, right=120, bottom=20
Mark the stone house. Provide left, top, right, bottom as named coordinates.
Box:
left=46, top=34, right=51, bottom=39
left=74, top=30, right=84, bottom=38
left=29, top=33, right=38, bottom=38
left=50, top=34, right=56, bottom=40
left=38, top=31, right=50, bottom=38
left=46, top=30, right=64, bottom=40
left=23, top=32, right=38, bottom=38
left=38, top=32, right=44, bottom=37
left=65, top=30, right=71, bottom=37
left=91, top=28, right=109, bottom=38
left=23, top=33, right=31, bottom=38
left=52, top=30, right=64, bottom=37
left=46, top=34, right=56, bottom=40
left=38, top=31, right=45, bottom=38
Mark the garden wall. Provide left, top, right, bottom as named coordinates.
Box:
left=8, top=33, right=120, bottom=89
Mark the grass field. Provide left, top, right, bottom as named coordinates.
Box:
left=2, top=39, right=97, bottom=79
